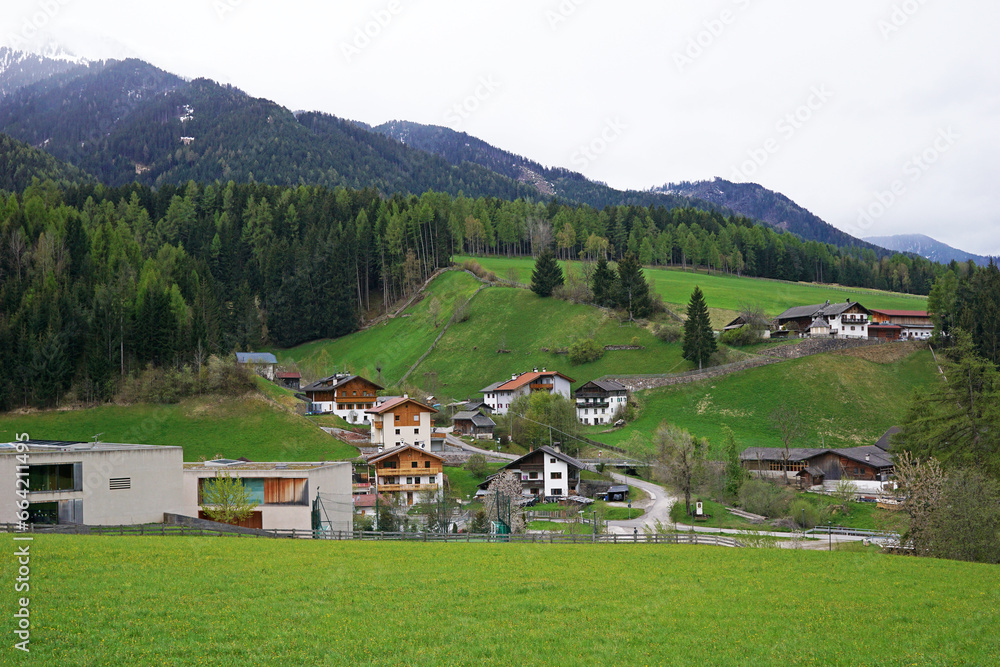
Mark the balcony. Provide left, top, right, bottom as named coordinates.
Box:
left=379, top=467, right=442, bottom=476
left=377, top=484, right=439, bottom=493
left=577, top=401, right=610, bottom=409
left=841, top=316, right=868, bottom=324
left=529, top=383, right=554, bottom=391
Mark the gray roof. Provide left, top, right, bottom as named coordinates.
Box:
left=501, top=446, right=587, bottom=473
left=479, top=381, right=506, bottom=393
left=808, top=318, right=830, bottom=330
left=607, top=485, right=630, bottom=494
left=874, top=427, right=901, bottom=452
left=301, top=374, right=383, bottom=393
left=798, top=466, right=825, bottom=478
left=462, top=401, right=493, bottom=413
left=577, top=379, right=628, bottom=394
left=235, top=352, right=277, bottom=364
left=776, top=301, right=870, bottom=322
left=453, top=411, right=496, bottom=427
left=740, top=445, right=894, bottom=469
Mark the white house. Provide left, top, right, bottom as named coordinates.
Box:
left=0, top=440, right=184, bottom=526
left=480, top=368, right=575, bottom=416
left=182, top=459, right=352, bottom=532
left=235, top=352, right=277, bottom=380
left=775, top=301, right=871, bottom=339
left=366, top=396, right=437, bottom=450
left=478, top=446, right=586, bottom=500
left=573, top=379, right=628, bottom=425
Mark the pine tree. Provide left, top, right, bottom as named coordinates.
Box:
left=530, top=247, right=564, bottom=297
left=683, top=286, right=716, bottom=369
left=615, top=252, right=652, bottom=320
left=591, top=257, right=617, bottom=307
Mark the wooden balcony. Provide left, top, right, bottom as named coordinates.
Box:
left=378, top=467, right=442, bottom=476
left=529, top=383, right=554, bottom=391
left=377, top=484, right=439, bottom=493
left=577, top=401, right=610, bottom=409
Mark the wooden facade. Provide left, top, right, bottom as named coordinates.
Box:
left=368, top=445, right=444, bottom=505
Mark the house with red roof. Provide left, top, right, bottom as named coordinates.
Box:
left=867, top=308, right=933, bottom=340
left=479, top=368, right=575, bottom=416
left=365, top=395, right=438, bottom=450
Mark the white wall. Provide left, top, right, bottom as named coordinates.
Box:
left=544, top=457, right=569, bottom=497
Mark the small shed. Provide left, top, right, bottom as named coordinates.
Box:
left=235, top=352, right=278, bottom=381
left=605, top=485, right=630, bottom=502
left=275, top=371, right=301, bottom=390
left=796, top=466, right=825, bottom=488
left=807, top=318, right=831, bottom=337
left=453, top=411, right=496, bottom=439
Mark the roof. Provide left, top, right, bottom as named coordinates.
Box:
left=353, top=494, right=389, bottom=508
left=481, top=370, right=576, bottom=394
left=808, top=318, right=830, bottom=330
left=776, top=301, right=870, bottom=322
left=500, top=446, right=587, bottom=474
left=183, top=461, right=344, bottom=471
left=453, top=411, right=496, bottom=427
left=868, top=309, right=929, bottom=318
left=462, top=400, right=492, bottom=412
left=868, top=324, right=902, bottom=329
left=607, top=485, right=629, bottom=494
left=797, top=466, right=825, bottom=478
left=1, top=440, right=182, bottom=454
left=365, top=396, right=437, bottom=415
left=302, top=373, right=384, bottom=393
left=235, top=352, right=277, bottom=364
left=740, top=445, right=894, bottom=469
left=874, top=427, right=900, bottom=452
left=276, top=371, right=301, bottom=379
left=576, top=379, right=628, bottom=394
left=365, top=444, right=444, bottom=464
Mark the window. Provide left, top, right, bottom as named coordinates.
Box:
left=28, top=463, right=82, bottom=493
left=413, top=415, right=418, bottom=422
left=424, top=461, right=431, bottom=468
left=395, top=429, right=401, bottom=435
left=551, top=472, right=562, bottom=480
left=407, top=477, right=413, bottom=484
left=851, top=326, right=856, bottom=331
left=550, top=458, right=556, bottom=464
left=395, top=414, right=400, bottom=422
left=551, top=488, right=563, bottom=496
left=412, top=462, right=419, bottom=468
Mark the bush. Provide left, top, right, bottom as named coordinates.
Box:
left=470, top=509, right=489, bottom=533
left=738, top=479, right=793, bottom=518
left=464, top=453, right=489, bottom=479
left=790, top=499, right=821, bottom=529
left=568, top=339, right=605, bottom=365
left=117, top=356, right=257, bottom=405
left=655, top=324, right=682, bottom=343
left=629, top=336, right=641, bottom=347
left=719, top=327, right=760, bottom=347
left=453, top=298, right=471, bottom=323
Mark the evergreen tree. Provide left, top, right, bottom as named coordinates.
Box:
left=615, top=252, right=652, bottom=320
left=530, top=247, right=564, bottom=297
left=682, top=286, right=716, bottom=369
left=591, top=257, right=617, bottom=308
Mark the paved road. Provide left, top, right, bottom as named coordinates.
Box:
left=605, top=473, right=871, bottom=549
left=445, top=434, right=518, bottom=461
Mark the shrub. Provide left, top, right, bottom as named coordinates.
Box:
left=629, top=336, right=641, bottom=347
left=464, top=453, right=489, bottom=479
left=655, top=324, right=682, bottom=343
left=719, top=327, right=760, bottom=347
left=568, top=339, right=605, bottom=365
left=117, top=356, right=256, bottom=405
left=738, top=479, right=793, bottom=518
left=790, top=499, right=821, bottom=529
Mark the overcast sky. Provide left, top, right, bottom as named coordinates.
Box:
left=6, top=0, right=1000, bottom=255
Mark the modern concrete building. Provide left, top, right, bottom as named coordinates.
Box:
left=0, top=440, right=184, bottom=526
left=181, top=459, right=352, bottom=532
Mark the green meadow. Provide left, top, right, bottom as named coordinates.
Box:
left=592, top=349, right=940, bottom=457
left=8, top=536, right=997, bottom=666
left=455, top=255, right=928, bottom=316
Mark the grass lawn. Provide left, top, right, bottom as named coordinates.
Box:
left=592, top=348, right=940, bottom=458
left=444, top=463, right=505, bottom=500
left=14, top=536, right=998, bottom=665
left=269, top=269, right=482, bottom=386
left=456, top=255, right=928, bottom=316
left=526, top=520, right=593, bottom=534
left=0, top=392, right=358, bottom=462
left=412, top=285, right=691, bottom=401
left=669, top=495, right=893, bottom=533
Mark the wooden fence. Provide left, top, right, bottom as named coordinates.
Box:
left=0, top=523, right=742, bottom=547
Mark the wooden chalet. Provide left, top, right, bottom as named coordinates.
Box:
left=478, top=446, right=586, bottom=500
left=775, top=300, right=871, bottom=339
left=366, top=445, right=444, bottom=506
left=868, top=309, right=933, bottom=340
left=302, top=374, right=384, bottom=424
left=452, top=410, right=495, bottom=438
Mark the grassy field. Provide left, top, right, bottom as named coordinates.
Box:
left=412, top=285, right=691, bottom=401
left=0, top=390, right=358, bottom=462
left=456, top=255, right=928, bottom=316
left=444, top=463, right=505, bottom=500
left=592, top=348, right=940, bottom=457
left=269, top=269, right=481, bottom=386
left=670, top=496, right=887, bottom=532
left=10, top=536, right=998, bottom=665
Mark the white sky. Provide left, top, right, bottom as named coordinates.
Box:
left=5, top=0, right=1000, bottom=255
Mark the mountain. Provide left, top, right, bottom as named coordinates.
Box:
left=0, top=46, right=91, bottom=97
left=655, top=178, right=887, bottom=254
left=0, top=133, right=95, bottom=191
left=864, top=234, right=995, bottom=266
left=371, top=120, right=722, bottom=212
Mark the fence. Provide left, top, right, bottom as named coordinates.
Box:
left=0, top=524, right=742, bottom=547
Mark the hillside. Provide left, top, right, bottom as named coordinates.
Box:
left=15, top=537, right=999, bottom=665
left=865, top=233, right=996, bottom=266
left=658, top=178, right=887, bottom=252
left=0, top=46, right=90, bottom=97
left=0, top=132, right=95, bottom=191
left=591, top=347, right=940, bottom=457
left=455, top=255, right=928, bottom=316
left=0, top=380, right=357, bottom=462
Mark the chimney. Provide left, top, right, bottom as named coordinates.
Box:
left=403, top=393, right=409, bottom=399
left=512, top=374, right=517, bottom=380
left=533, top=367, right=538, bottom=373
left=542, top=368, right=547, bottom=373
